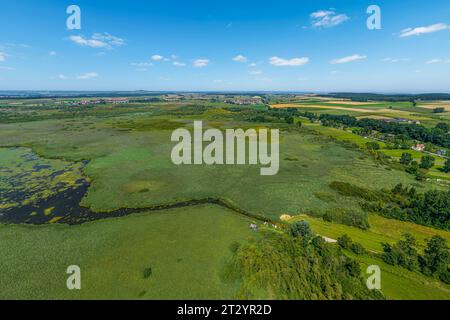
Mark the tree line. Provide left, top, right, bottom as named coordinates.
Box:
left=299, top=112, right=450, bottom=148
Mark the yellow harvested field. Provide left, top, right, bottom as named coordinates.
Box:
left=271, top=104, right=374, bottom=113
left=328, top=100, right=380, bottom=106
left=419, top=102, right=450, bottom=112
left=272, top=104, right=424, bottom=118
left=356, top=115, right=394, bottom=120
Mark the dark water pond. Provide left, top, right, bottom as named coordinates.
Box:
left=1, top=181, right=272, bottom=225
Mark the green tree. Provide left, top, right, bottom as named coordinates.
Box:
left=285, top=116, right=294, bottom=124
left=436, top=122, right=450, bottom=132
left=337, top=234, right=352, bottom=249
left=400, top=152, right=413, bottom=165
left=350, top=242, right=366, bottom=255
left=290, top=221, right=313, bottom=240
left=406, top=161, right=419, bottom=174
left=443, top=159, right=450, bottom=173
left=382, top=234, right=419, bottom=271
left=433, top=107, right=446, bottom=114
left=366, top=142, right=381, bottom=151
left=421, top=236, right=449, bottom=277
left=415, top=170, right=427, bottom=181
left=420, top=155, right=435, bottom=170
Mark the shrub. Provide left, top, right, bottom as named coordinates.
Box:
left=337, top=234, right=352, bottom=249
left=366, top=142, right=381, bottom=151
left=323, top=207, right=370, bottom=230
left=329, top=181, right=381, bottom=202
left=290, top=221, right=313, bottom=240
left=399, top=153, right=413, bottom=165
left=143, top=267, right=153, bottom=279
left=420, top=155, right=435, bottom=170
left=350, top=243, right=367, bottom=255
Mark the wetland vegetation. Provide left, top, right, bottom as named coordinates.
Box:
left=0, top=93, right=449, bottom=300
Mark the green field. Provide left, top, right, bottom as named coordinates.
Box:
left=0, top=114, right=422, bottom=220
left=0, top=205, right=257, bottom=300
left=292, top=214, right=450, bottom=253
left=302, top=122, right=449, bottom=182
left=350, top=253, right=450, bottom=300
left=288, top=214, right=450, bottom=300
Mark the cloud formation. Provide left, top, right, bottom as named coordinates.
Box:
left=131, top=62, right=152, bottom=71
left=310, top=10, right=349, bottom=28
left=381, top=57, right=410, bottom=63
left=330, top=54, right=367, bottom=64
left=76, top=72, right=99, bottom=80
left=0, top=51, right=6, bottom=62
left=426, top=58, right=450, bottom=64
left=151, top=55, right=164, bottom=61
left=194, top=59, right=210, bottom=68
left=399, top=23, right=449, bottom=38
left=269, top=56, right=309, bottom=67
left=233, top=55, right=248, bottom=62
left=173, top=61, right=186, bottom=67
left=70, top=33, right=125, bottom=48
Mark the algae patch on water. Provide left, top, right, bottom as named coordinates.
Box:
left=0, top=147, right=88, bottom=224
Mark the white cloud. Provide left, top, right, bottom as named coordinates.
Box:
left=131, top=62, right=152, bottom=71
left=233, top=55, right=248, bottom=62
left=194, top=59, right=210, bottom=68
left=269, top=56, right=309, bottom=67
left=131, top=62, right=153, bottom=67
left=0, top=51, right=6, bottom=62
left=381, top=57, right=410, bottom=63
left=58, top=74, right=69, bottom=80
left=70, top=33, right=125, bottom=49
left=426, top=58, right=450, bottom=64
left=173, top=61, right=186, bottom=67
left=330, top=54, right=367, bottom=64
left=49, top=51, right=57, bottom=56
left=310, top=10, right=349, bottom=28
left=249, top=63, right=257, bottom=67
left=151, top=55, right=164, bottom=61
left=398, top=23, right=449, bottom=38
left=0, top=66, right=14, bottom=71
left=92, top=33, right=125, bottom=47
left=76, top=72, right=99, bottom=80
left=249, top=70, right=263, bottom=75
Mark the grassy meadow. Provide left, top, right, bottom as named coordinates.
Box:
left=0, top=205, right=256, bottom=300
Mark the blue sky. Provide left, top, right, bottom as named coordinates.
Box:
left=0, top=0, right=450, bottom=92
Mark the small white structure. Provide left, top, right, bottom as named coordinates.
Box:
left=412, top=144, right=426, bottom=152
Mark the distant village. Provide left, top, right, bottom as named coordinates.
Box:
left=62, top=98, right=130, bottom=106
